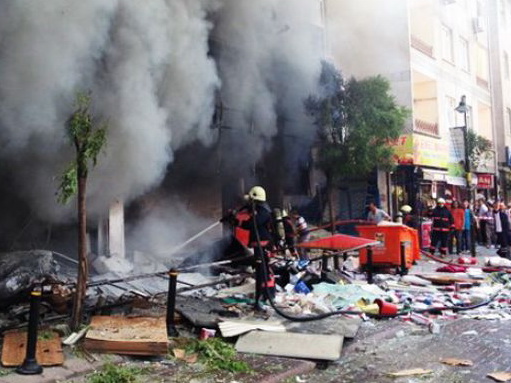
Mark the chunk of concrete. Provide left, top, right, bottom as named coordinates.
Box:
left=235, top=331, right=343, bottom=360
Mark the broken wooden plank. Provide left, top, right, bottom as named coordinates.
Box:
left=84, top=316, right=168, bottom=356
left=1, top=330, right=63, bottom=367
left=235, top=331, right=343, bottom=360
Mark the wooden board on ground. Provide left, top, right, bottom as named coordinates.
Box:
left=236, top=331, right=343, bottom=360
left=84, top=316, right=168, bottom=356
left=1, top=330, right=63, bottom=367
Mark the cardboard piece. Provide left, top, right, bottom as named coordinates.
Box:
left=1, top=330, right=64, bottom=367
left=219, top=319, right=286, bottom=337
left=84, top=316, right=168, bottom=356
left=235, top=331, right=343, bottom=360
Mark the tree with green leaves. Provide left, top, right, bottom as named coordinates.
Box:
left=305, top=61, right=408, bottom=229
left=57, top=92, right=107, bottom=330
left=466, top=130, right=493, bottom=171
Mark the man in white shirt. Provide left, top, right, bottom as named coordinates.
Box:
left=367, top=202, right=391, bottom=224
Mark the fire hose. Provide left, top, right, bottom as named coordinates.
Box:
left=252, top=214, right=505, bottom=321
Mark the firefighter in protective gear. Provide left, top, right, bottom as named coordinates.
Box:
left=248, top=186, right=266, bottom=202
left=429, top=198, right=454, bottom=256
left=238, top=186, right=275, bottom=310
left=281, top=210, right=299, bottom=257
left=401, top=205, right=418, bottom=229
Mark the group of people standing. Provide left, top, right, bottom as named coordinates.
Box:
left=429, top=196, right=511, bottom=258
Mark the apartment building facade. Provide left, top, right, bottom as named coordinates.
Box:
left=489, top=0, right=511, bottom=200
left=325, top=0, right=503, bottom=215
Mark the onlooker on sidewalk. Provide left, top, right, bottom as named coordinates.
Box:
left=450, top=200, right=465, bottom=255
left=461, top=199, right=476, bottom=254
left=495, top=202, right=510, bottom=258
left=367, top=202, right=391, bottom=224
left=477, top=198, right=492, bottom=248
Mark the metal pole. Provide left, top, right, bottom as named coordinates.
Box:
left=334, top=253, right=340, bottom=271
left=463, top=118, right=477, bottom=258
left=166, top=269, right=179, bottom=338
left=366, top=247, right=374, bottom=284
left=16, top=290, right=43, bottom=375
left=321, top=253, right=328, bottom=273
left=400, top=241, right=407, bottom=275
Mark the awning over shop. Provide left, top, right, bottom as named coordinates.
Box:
left=445, top=176, right=466, bottom=186
left=422, top=169, right=448, bottom=182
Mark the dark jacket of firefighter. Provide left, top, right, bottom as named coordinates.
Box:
left=240, top=202, right=273, bottom=246
left=430, top=206, right=454, bottom=231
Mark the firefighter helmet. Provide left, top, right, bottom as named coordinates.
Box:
left=248, top=186, right=266, bottom=202
left=400, top=205, right=412, bottom=213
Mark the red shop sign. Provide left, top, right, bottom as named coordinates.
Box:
left=477, top=174, right=494, bottom=189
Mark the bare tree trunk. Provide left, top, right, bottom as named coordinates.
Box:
left=71, top=175, right=87, bottom=331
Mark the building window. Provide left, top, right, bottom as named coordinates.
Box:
left=459, top=38, right=470, bottom=72
left=505, top=52, right=510, bottom=79
left=441, top=25, right=454, bottom=63
left=446, top=96, right=456, bottom=127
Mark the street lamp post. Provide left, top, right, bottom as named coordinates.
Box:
left=455, top=95, right=476, bottom=257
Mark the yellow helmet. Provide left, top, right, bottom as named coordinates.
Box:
left=400, top=205, right=412, bottom=213
left=248, top=186, right=266, bottom=202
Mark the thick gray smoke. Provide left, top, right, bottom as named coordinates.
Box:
left=0, top=0, right=322, bottom=227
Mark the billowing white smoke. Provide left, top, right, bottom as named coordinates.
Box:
left=0, top=0, right=321, bottom=225
left=213, top=0, right=322, bottom=168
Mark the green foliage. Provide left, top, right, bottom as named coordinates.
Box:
left=184, top=338, right=251, bottom=373
left=466, top=130, right=493, bottom=170
left=38, top=330, right=56, bottom=340
left=57, top=91, right=107, bottom=204
left=305, top=61, right=408, bottom=183
left=87, top=363, right=147, bottom=383
left=0, top=368, right=10, bottom=377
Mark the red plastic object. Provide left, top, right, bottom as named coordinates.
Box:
left=421, top=221, right=432, bottom=249
left=296, top=234, right=379, bottom=252
left=374, top=299, right=398, bottom=316
left=436, top=265, right=467, bottom=273
left=457, top=257, right=478, bottom=265
left=234, top=210, right=251, bottom=247
left=357, top=225, right=421, bottom=270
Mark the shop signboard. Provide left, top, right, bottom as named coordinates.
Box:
left=476, top=173, right=493, bottom=189
left=413, top=134, right=449, bottom=169
left=389, top=134, right=414, bottom=165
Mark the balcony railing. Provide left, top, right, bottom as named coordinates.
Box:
left=411, top=35, right=434, bottom=58
left=414, top=119, right=439, bottom=136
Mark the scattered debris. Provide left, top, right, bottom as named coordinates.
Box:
left=488, top=371, right=511, bottom=382
left=387, top=368, right=433, bottom=377
left=440, top=357, right=473, bottom=366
